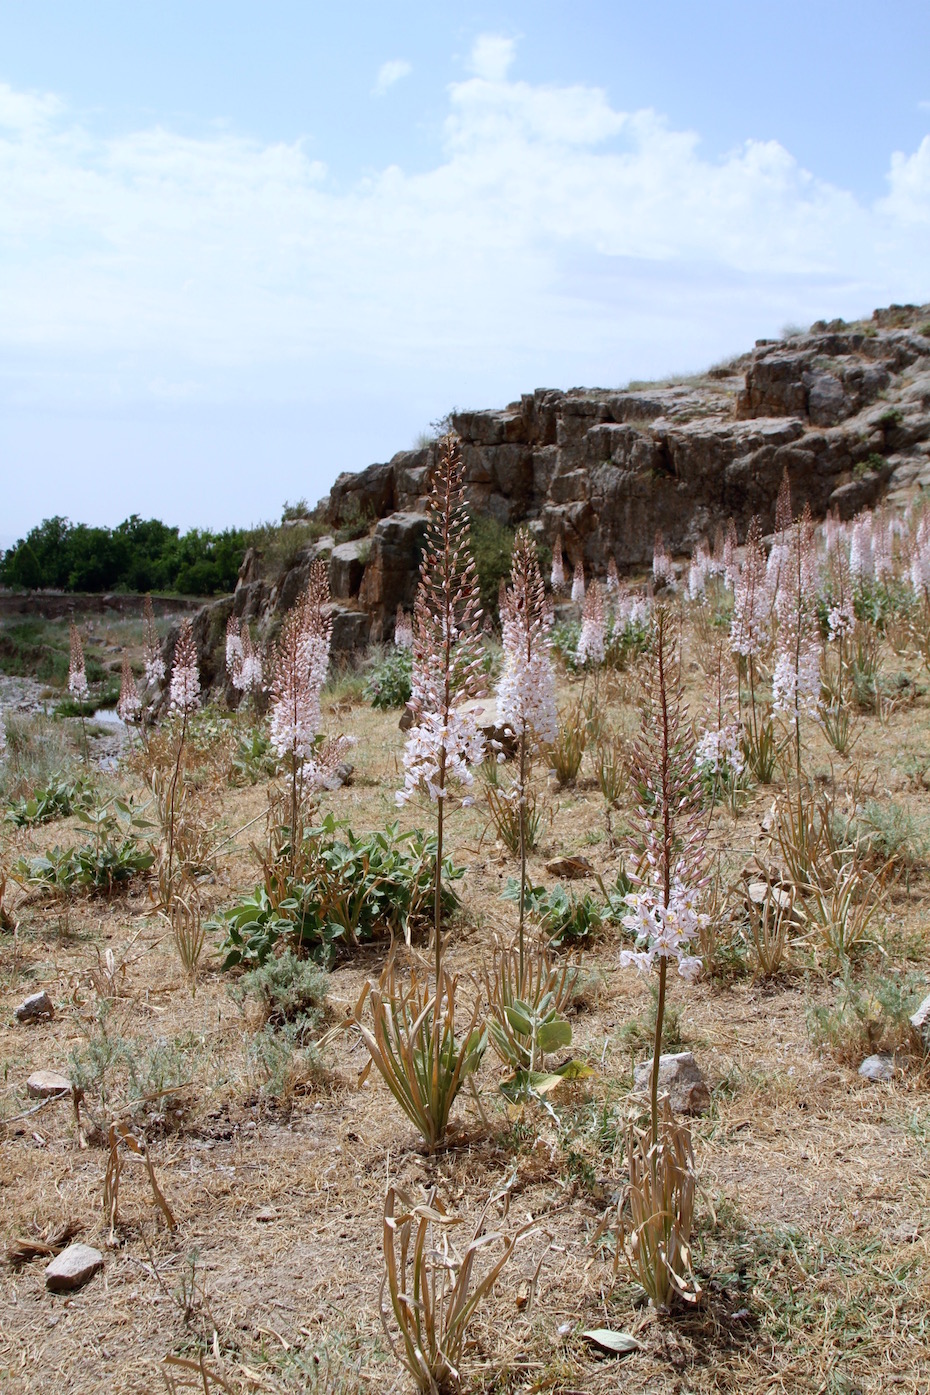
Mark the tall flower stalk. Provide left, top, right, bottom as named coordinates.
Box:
left=730, top=515, right=771, bottom=765
left=611, top=605, right=706, bottom=1309
left=496, top=529, right=557, bottom=974
left=397, top=436, right=487, bottom=985
left=68, top=623, right=90, bottom=763
left=268, top=560, right=334, bottom=868
left=622, top=605, right=707, bottom=1143
left=772, top=504, right=821, bottom=781
left=165, top=619, right=200, bottom=905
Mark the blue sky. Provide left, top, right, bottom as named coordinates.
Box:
left=2, top=1, right=929, bottom=542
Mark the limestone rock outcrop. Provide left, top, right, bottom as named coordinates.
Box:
left=164, top=303, right=930, bottom=686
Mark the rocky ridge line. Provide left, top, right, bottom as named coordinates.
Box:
left=168, top=303, right=930, bottom=692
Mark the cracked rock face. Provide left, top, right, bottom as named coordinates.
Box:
left=162, top=302, right=930, bottom=683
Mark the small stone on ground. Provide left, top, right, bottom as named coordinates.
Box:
left=15, top=991, right=55, bottom=1023
left=858, top=1054, right=895, bottom=1082
left=45, top=1244, right=104, bottom=1293
left=27, top=1071, right=72, bottom=1099
left=633, top=1051, right=710, bottom=1114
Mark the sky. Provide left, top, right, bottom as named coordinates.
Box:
left=1, top=0, right=929, bottom=544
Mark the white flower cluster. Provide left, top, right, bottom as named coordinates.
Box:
left=231, top=625, right=263, bottom=695
left=687, top=543, right=711, bottom=600
left=68, top=624, right=89, bottom=701
left=653, top=536, right=675, bottom=587
left=619, top=883, right=707, bottom=983
left=576, top=582, right=606, bottom=667
left=269, top=689, right=317, bottom=761
left=570, top=560, right=585, bottom=605
left=497, top=619, right=557, bottom=749
left=169, top=623, right=201, bottom=715
left=117, top=656, right=142, bottom=725
left=394, top=607, right=414, bottom=649
left=849, top=515, right=874, bottom=579
left=772, top=641, right=820, bottom=722
left=695, top=724, right=744, bottom=778
left=225, top=617, right=243, bottom=675
left=396, top=707, right=486, bottom=806
left=827, top=600, right=856, bottom=641
left=911, top=517, right=930, bottom=595
left=144, top=651, right=166, bottom=687
left=551, top=539, right=566, bottom=592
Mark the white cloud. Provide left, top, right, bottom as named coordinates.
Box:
left=467, top=34, right=516, bottom=83
left=0, top=46, right=928, bottom=422
left=373, top=59, right=412, bottom=97
left=919, top=99, right=930, bottom=111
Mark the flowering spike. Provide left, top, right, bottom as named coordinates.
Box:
left=269, top=563, right=332, bottom=776
left=68, top=624, right=89, bottom=701
left=117, top=653, right=142, bottom=725
left=397, top=436, right=487, bottom=807
left=550, top=531, right=566, bottom=592
left=772, top=504, right=821, bottom=738
left=576, top=579, right=606, bottom=667
left=143, top=595, right=166, bottom=687
left=730, top=517, right=770, bottom=658
left=169, top=620, right=201, bottom=714
left=497, top=528, right=557, bottom=749
left=394, top=604, right=413, bottom=650
left=653, top=531, right=674, bottom=588
left=570, top=559, right=585, bottom=605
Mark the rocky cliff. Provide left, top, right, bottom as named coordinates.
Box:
left=171, top=302, right=930, bottom=691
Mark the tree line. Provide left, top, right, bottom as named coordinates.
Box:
left=0, top=515, right=250, bottom=595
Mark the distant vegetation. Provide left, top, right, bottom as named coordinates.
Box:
left=1, top=514, right=256, bottom=595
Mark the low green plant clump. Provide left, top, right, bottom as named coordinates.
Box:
left=807, top=964, right=929, bottom=1064
left=234, top=949, right=330, bottom=1027
left=503, top=869, right=632, bottom=948
left=364, top=647, right=413, bottom=709
left=217, top=816, right=464, bottom=967
left=230, top=727, right=279, bottom=784
left=68, top=1004, right=202, bottom=1116
left=11, top=800, right=156, bottom=895
left=5, top=776, right=93, bottom=827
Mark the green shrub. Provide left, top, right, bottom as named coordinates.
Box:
left=364, top=647, right=412, bottom=709
left=5, top=777, right=93, bottom=827
left=230, top=728, right=279, bottom=785
left=217, top=816, right=464, bottom=967
left=807, top=964, right=928, bottom=1063
left=11, top=800, right=155, bottom=896
left=469, top=513, right=517, bottom=618
left=235, top=950, right=330, bottom=1026
left=504, top=878, right=604, bottom=948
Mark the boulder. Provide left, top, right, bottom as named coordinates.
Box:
left=633, top=1051, right=710, bottom=1115
left=329, top=539, right=370, bottom=600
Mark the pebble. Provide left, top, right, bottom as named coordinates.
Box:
left=27, top=1071, right=72, bottom=1099
left=15, top=991, right=55, bottom=1023
left=858, top=1054, right=895, bottom=1083
left=45, top=1244, right=104, bottom=1293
